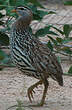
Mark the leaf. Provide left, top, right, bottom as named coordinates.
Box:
left=25, top=0, right=44, bottom=8
left=37, top=10, right=51, bottom=18
left=61, top=38, right=72, bottom=44
left=29, top=5, right=37, bottom=13
left=63, top=24, right=72, bottom=38
left=64, top=1, right=72, bottom=5
left=35, top=26, right=58, bottom=37
left=57, top=56, right=61, bottom=63
left=48, top=11, right=56, bottom=14
left=0, top=50, right=9, bottom=70
left=16, top=100, right=24, bottom=110
left=56, top=37, right=63, bottom=43
left=33, top=13, right=42, bottom=20
left=46, top=31, right=58, bottom=36
left=0, top=6, right=6, bottom=10
left=47, top=35, right=58, bottom=45
left=29, top=6, right=55, bottom=20
left=0, top=51, right=5, bottom=60
left=0, top=50, right=7, bottom=61
left=35, top=10, right=56, bottom=20
left=0, top=31, right=9, bottom=46
left=47, top=41, right=53, bottom=51
left=0, top=0, right=7, bottom=5
left=68, top=66, right=72, bottom=74
left=9, top=0, right=25, bottom=6
left=61, top=47, right=72, bottom=54
left=9, top=0, right=16, bottom=6
left=52, top=26, right=64, bottom=35
left=31, top=7, right=48, bottom=20
left=29, top=5, right=41, bottom=20
left=0, top=0, right=8, bottom=10
left=35, top=26, right=51, bottom=37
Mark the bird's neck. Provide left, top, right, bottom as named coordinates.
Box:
left=13, top=13, right=32, bottom=31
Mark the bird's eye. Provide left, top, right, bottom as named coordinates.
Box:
left=17, top=7, right=24, bottom=10
left=17, top=6, right=30, bottom=11
left=20, top=7, right=24, bottom=10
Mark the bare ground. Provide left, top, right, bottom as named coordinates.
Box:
left=0, top=62, right=72, bottom=110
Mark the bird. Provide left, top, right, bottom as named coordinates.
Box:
left=10, top=6, right=63, bottom=106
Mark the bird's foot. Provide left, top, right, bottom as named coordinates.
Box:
left=27, top=80, right=42, bottom=103
left=27, top=85, right=36, bottom=103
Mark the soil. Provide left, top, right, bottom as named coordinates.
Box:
left=0, top=64, right=72, bottom=110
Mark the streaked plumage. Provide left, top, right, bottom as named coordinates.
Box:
left=10, top=6, right=63, bottom=106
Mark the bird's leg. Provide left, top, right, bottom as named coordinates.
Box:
left=29, top=79, right=49, bottom=107
left=27, top=80, right=42, bottom=103
left=39, top=79, right=49, bottom=106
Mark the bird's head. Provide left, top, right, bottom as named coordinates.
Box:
left=12, top=6, right=33, bottom=28
left=12, top=6, right=32, bottom=17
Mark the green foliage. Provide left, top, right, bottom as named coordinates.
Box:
left=48, top=35, right=58, bottom=45
left=63, top=24, right=72, bottom=38
left=62, top=47, right=72, bottom=54
left=0, top=50, right=10, bottom=70
left=0, top=31, right=9, bottom=46
left=56, top=37, right=63, bottom=44
left=9, top=0, right=26, bottom=7
left=68, top=66, right=72, bottom=74
left=57, top=56, right=61, bottom=63
left=64, top=0, right=72, bottom=5
left=52, top=26, right=64, bottom=35
left=25, top=0, right=44, bottom=8
left=6, top=100, right=33, bottom=110
left=0, top=50, right=6, bottom=60
left=16, top=100, right=25, bottom=110
left=35, top=26, right=58, bottom=37
left=47, top=41, right=53, bottom=51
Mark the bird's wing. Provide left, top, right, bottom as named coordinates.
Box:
left=31, top=38, right=63, bottom=73
left=29, top=37, right=63, bottom=85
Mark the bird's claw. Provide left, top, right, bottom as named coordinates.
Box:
left=27, top=81, right=42, bottom=103
left=27, top=86, right=35, bottom=102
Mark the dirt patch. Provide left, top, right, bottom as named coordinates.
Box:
left=0, top=67, right=72, bottom=110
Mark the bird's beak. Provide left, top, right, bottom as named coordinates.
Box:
left=11, top=9, right=17, bottom=13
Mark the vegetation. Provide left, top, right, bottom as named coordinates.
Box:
left=0, top=1, right=72, bottom=73
left=6, top=100, right=33, bottom=110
